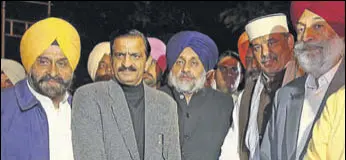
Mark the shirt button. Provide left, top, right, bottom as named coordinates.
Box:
left=180, top=94, right=184, bottom=99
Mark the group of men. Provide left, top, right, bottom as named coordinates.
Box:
left=1, top=1, right=345, bottom=160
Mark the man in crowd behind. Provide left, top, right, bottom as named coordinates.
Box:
left=1, top=58, right=26, bottom=89
left=87, top=41, right=113, bottom=82
left=210, top=50, right=245, bottom=101
left=143, top=37, right=167, bottom=88
left=238, top=31, right=261, bottom=82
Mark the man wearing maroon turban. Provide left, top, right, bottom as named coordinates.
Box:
left=261, top=1, right=345, bottom=160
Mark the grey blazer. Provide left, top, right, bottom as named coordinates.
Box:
left=260, top=57, right=345, bottom=160
left=71, top=80, right=181, bottom=160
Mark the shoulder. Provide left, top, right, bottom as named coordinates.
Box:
left=276, top=75, right=307, bottom=97
left=326, top=86, right=345, bottom=115
left=146, top=85, right=176, bottom=105
left=1, top=86, right=16, bottom=99
left=1, top=87, right=17, bottom=110
left=158, top=85, right=172, bottom=96
left=74, top=81, right=111, bottom=96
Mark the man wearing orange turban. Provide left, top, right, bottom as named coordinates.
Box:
left=261, top=1, right=345, bottom=160
left=237, top=31, right=261, bottom=81
left=1, top=17, right=80, bottom=160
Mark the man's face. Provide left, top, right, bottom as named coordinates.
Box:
left=95, top=54, right=113, bottom=81
left=251, top=33, right=293, bottom=76
left=1, top=71, right=14, bottom=89
left=215, top=56, right=242, bottom=94
left=294, top=9, right=344, bottom=78
left=28, top=45, right=73, bottom=98
left=112, top=36, right=147, bottom=86
left=168, top=47, right=206, bottom=93
left=245, top=47, right=261, bottom=80
left=143, top=56, right=162, bottom=88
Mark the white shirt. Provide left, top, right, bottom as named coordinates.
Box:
left=219, top=74, right=264, bottom=160
left=27, top=81, right=74, bottom=160
left=219, top=91, right=243, bottom=160
left=296, top=60, right=341, bottom=159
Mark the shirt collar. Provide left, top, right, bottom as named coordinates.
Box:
left=306, top=59, right=342, bottom=89
left=27, top=80, right=69, bottom=104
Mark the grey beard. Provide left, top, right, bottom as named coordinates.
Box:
left=294, top=37, right=345, bottom=78
left=28, top=72, right=73, bottom=99
left=168, top=70, right=206, bottom=94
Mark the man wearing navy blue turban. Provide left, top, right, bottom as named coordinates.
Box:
left=160, top=31, right=234, bottom=160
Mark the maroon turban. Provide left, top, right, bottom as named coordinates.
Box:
left=290, top=1, right=345, bottom=37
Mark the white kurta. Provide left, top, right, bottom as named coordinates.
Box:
left=296, top=60, right=341, bottom=159
left=27, top=81, right=74, bottom=160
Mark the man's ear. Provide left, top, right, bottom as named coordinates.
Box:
left=205, top=69, right=216, bottom=88
left=144, top=56, right=153, bottom=72
left=287, top=33, right=295, bottom=51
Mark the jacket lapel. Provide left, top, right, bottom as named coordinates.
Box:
left=284, top=76, right=306, bottom=159
left=108, top=80, right=140, bottom=160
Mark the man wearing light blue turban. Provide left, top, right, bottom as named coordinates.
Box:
left=160, top=30, right=234, bottom=160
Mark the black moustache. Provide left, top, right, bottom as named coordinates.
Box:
left=118, top=66, right=137, bottom=72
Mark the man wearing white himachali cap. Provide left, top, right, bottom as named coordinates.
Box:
left=219, top=13, right=303, bottom=160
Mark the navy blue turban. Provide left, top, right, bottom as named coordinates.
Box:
left=166, top=31, right=219, bottom=72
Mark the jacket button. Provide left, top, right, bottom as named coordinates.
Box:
left=186, top=113, right=190, bottom=118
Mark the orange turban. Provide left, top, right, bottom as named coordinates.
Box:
left=20, top=17, right=81, bottom=72
left=291, top=1, right=345, bottom=37
left=237, top=31, right=249, bottom=68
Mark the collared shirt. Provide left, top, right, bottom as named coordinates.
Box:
left=27, top=80, right=74, bottom=160
left=296, top=60, right=342, bottom=159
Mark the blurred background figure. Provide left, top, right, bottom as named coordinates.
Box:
left=87, top=41, right=113, bottom=82
left=143, top=37, right=167, bottom=88
left=1, top=58, right=26, bottom=89
left=238, top=31, right=261, bottom=82
left=212, top=50, right=245, bottom=100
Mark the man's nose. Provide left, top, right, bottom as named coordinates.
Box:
left=122, top=55, right=132, bottom=67
left=49, top=63, right=58, bottom=77
left=302, top=27, right=314, bottom=43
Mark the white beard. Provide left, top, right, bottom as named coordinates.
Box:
left=168, top=70, right=206, bottom=94
left=294, top=37, right=345, bottom=78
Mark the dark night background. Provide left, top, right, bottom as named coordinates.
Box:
left=3, top=1, right=294, bottom=91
